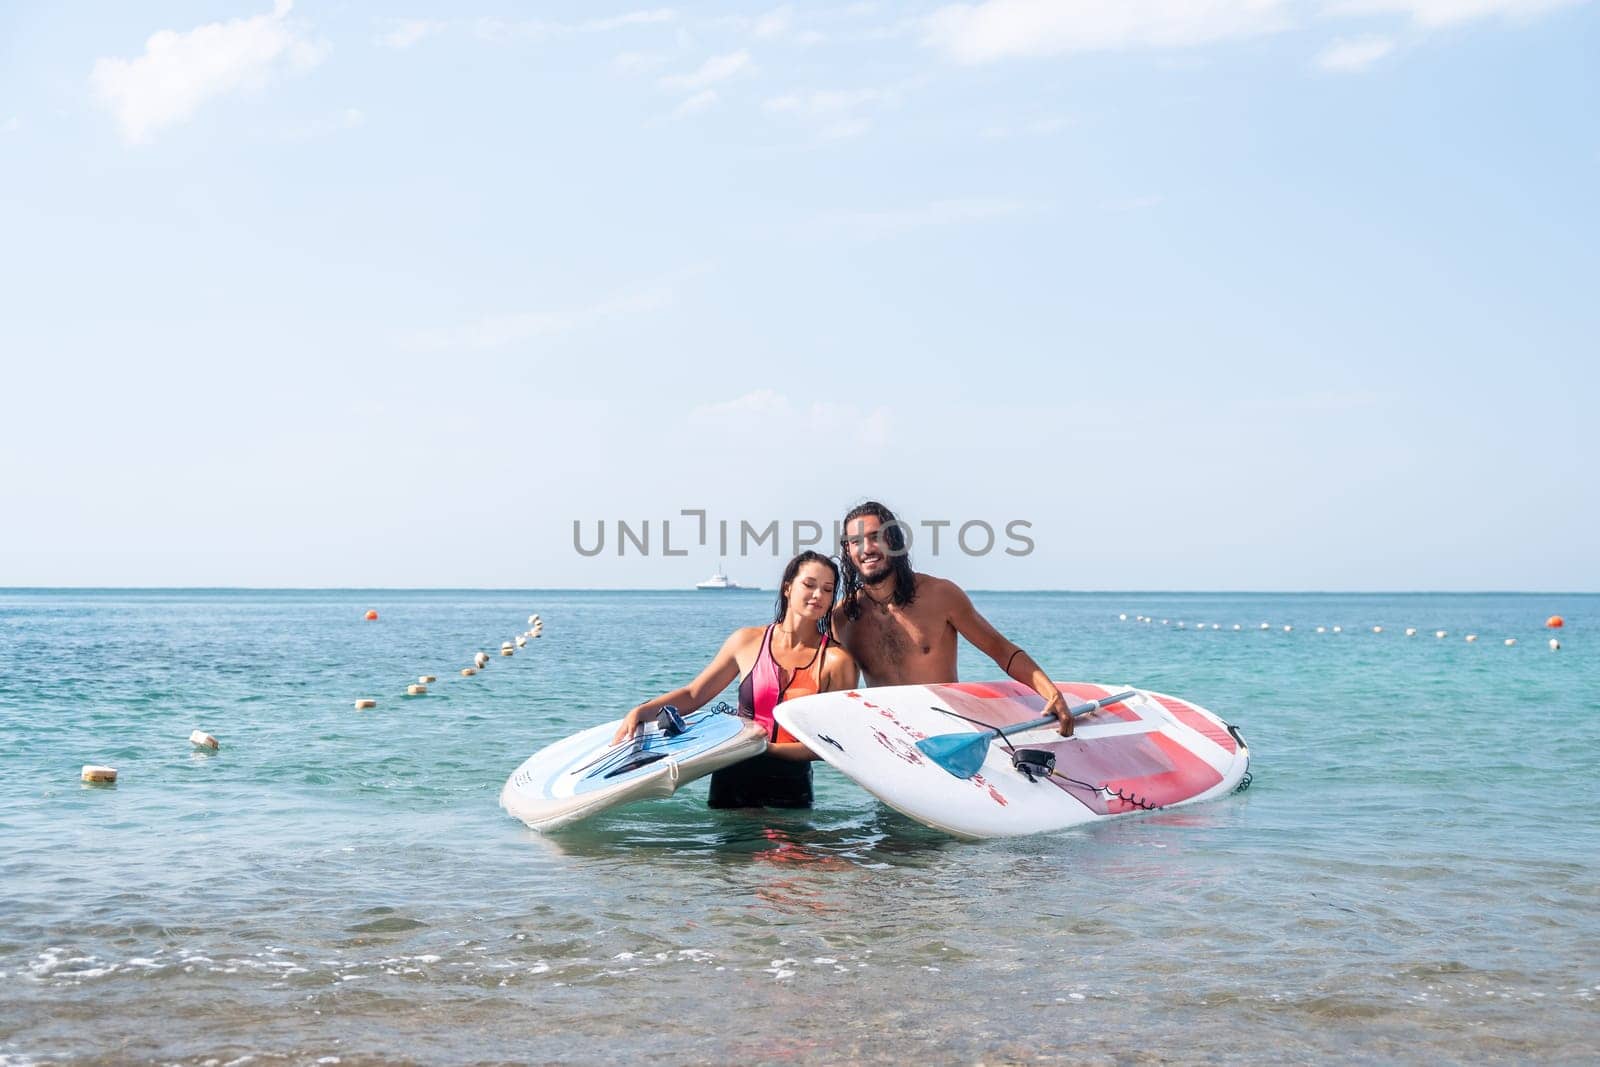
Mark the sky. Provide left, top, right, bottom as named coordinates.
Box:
left=0, top=0, right=1595, bottom=591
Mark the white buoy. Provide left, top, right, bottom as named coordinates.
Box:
left=1332, top=626, right=1342, bottom=634
left=189, top=730, right=219, bottom=751
left=1549, top=638, right=1561, bottom=651
left=475, top=651, right=489, bottom=667
left=1283, top=625, right=1292, bottom=632
left=1404, top=628, right=1416, bottom=637
left=1161, top=619, right=1168, bottom=625
left=1233, top=624, right=1241, bottom=631
left=501, top=648, right=514, bottom=656
left=1316, top=626, right=1326, bottom=634
left=528, top=615, right=538, bottom=625
left=1211, top=624, right=1219, bottom=631
left=461, top=667, right=477, bottom=676
left=1177, top=621, right=1186, bottom=629
left=419, top=675, right=436, bottom=684
left=81, top=764, right=117, bottom=784
left=1465, top=634, right=1477, bottom=643
left=407, top=683, right=428, bottom=695
left=1119, top=613, right=1127, bottom=621
left=1435, top=630, right=1447, bottom=639
left=354, top=698, right=377, bottom=709
left=1372, top=626, right=1383, bottom=634
left=1260, top=622, right=1270, bottom=630
left=516, top=635, right=527, bottom=648
left=1504, top=638, right=1516, bottom=647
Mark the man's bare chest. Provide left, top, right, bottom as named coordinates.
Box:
left=852, top=608, right=948, bottom=665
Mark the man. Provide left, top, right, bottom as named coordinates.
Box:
left=831, top=500, right=1075, bottom=735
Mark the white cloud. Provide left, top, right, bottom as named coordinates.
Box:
left=691, top=390, right=892, bottom=447
left=660, top=50, right=754, bottom=91
left=475, top=9, right=676, bottom=42
left=752, top=7, right=796, bottom=39
left=1, top=117, right=19, bottom=134
left=764, top=84, right=907, bottom=139
left=377, top=18, right=447, bottom=50
left=90, top=0, right=326, bottom=144
left=582, top=9, right=678, bottom=32
left=923, top=0, right=1289, bottom=63
left=766, top=87, right=898, bottom=114
left=1324, top=0, right=1587, bottom=27
left=1316, top=35, right=1396, bottom=70
left=613, top=50, right=669, bottom=75
left=714, top=5, right=827, bottom=43
left=672, top=90, right=720, bottom=118
left=406, top=283, right=677, bottom=351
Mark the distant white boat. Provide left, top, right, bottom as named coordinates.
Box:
left=696, top=564, right=753, bottom=590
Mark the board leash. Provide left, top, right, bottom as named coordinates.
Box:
left=929, top=703, right=1162, bottom=811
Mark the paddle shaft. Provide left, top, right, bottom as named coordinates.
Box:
left=989, top=689, right=1138, bottom=741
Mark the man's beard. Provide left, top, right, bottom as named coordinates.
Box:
left=857, top=556, right=892, bottom=584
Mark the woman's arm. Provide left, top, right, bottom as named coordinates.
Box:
left=609, top=628, right=751, bottom=744
left=764, top=644, right=860, bottom=761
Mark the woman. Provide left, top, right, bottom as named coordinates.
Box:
left=611, top=550, right=859, bottom=809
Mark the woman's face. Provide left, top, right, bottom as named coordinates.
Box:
left=785, top=561, right=837, bottom=622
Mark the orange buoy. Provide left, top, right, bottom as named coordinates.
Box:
left=1545, top=615, right=1564, bottom=629
left=364, top=609, right=379, bottom=621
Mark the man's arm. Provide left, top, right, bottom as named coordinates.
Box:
left=943, top=581, right=1073, bottom=736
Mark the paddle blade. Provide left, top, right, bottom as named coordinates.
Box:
left=915, top=731, right=991, bottom=779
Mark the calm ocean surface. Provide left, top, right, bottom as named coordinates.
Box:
left=1, top=589, right=1595, bottom=1065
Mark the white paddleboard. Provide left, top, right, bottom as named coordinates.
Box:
left=500, top=705, right=768, bottom=831
left=775, top=680, right=1250, bottom=839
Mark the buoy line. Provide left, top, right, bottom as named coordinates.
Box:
left=1118, top=613, right=1563, bottom=652
left=82, top=609, right=551, bottom=791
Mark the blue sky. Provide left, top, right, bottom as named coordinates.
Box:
left=1, top=1, right=1595, bottom=590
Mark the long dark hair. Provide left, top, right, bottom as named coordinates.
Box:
left=774, top=550, right=841, bottom=637
left=839, top=500, right=916, bottom=621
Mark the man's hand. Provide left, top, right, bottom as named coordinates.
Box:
left=1042, top=688, right=1074, bottom=737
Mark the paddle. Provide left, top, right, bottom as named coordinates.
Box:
left=916, top=689, right=1138, bottom=780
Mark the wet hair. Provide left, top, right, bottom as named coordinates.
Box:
left=839, top=500, right=916, bottom=621
left=774, top=550, right=841, bottom=637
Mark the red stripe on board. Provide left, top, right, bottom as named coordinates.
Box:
left=935, top=681, right=1041, bottom=728
left=1088, top=732, right=1223, bottom=813
left=1056, top=681, right=1139, bottom=723
left=1152, top=694, right=1236, bottom=753
left=946, top=681, right=1020, bottom=701
left=938, top=681, right=1142, bottom=724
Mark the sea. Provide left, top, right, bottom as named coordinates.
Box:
left=1, top=589, right=1595, bottom=1065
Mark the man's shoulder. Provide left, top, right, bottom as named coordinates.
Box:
left=912, top=572, right=965, bottom=601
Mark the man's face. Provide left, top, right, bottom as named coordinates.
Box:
left=843, top=515, right=891, bottom=582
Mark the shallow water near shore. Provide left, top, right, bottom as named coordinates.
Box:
left=2, top=589, right=1596, bottom=1064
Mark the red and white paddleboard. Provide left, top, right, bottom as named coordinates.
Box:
left=775, top=680, right=1251, bottom=839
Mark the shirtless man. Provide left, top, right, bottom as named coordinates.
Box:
left=830, top=500, right=1075, bottom=735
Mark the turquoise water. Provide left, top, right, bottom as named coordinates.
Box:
left=2, top=589, right=1596, bottom=1064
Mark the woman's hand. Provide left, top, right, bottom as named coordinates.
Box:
left=610, top=705, right=650, bottom=746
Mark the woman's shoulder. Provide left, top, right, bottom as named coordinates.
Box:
left=725, top=624, right=767, bottom=648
